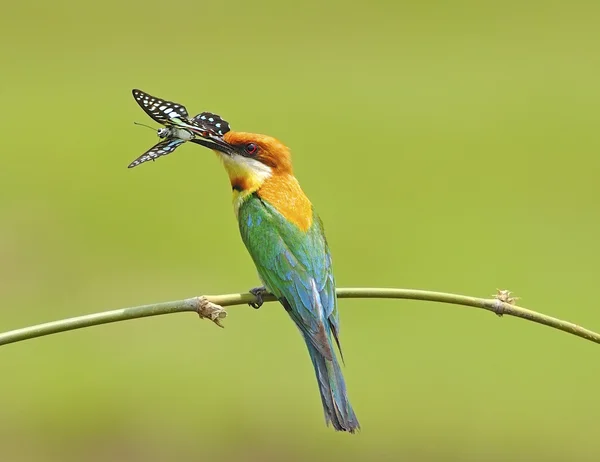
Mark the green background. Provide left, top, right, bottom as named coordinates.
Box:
left=2, top=1, right=599, bottom=460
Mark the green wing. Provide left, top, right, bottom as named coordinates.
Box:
left=238, top=193, right=341, bottom=359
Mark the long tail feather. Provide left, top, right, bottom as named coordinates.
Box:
left=304, top=336, right=360, bottom=433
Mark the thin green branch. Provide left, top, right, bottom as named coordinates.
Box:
left=0, top=288, right=598, bottom=347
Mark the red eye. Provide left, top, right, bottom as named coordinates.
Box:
left=245, top=143, right=258, bottom=155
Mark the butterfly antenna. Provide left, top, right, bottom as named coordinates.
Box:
left=133, top=121, right=156, bottom=132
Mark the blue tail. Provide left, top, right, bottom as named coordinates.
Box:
left=304, top=337, right=360, bottom=433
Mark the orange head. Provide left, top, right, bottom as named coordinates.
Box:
left=191, top=128, right=293, bottom=193
left=190, top=119, right=313, bottom=228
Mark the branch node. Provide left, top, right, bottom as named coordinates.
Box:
left=490, top=289, right=519, bottom=317
left=194, top=296, right=227, bottom=328
left=491, top=299, right=505, bottom=317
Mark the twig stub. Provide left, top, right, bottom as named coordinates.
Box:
left=194, top=296, right=227, bottom=328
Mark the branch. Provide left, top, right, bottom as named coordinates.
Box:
left=1, top=288, right=598, bottom=347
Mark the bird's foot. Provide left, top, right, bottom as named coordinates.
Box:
left=249, top=286, right=269, bottom=309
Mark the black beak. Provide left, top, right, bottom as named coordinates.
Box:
left=189, top=137, right=232, bottom=154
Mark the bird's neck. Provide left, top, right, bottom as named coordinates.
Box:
left=257, top=174, right=313, bottom=231
left=219, top=153, right=271, bottom=213
left=218, top=153, right=313, bottom=230
left=231, top=172, right=313, bottom=232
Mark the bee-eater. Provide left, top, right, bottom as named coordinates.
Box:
left=190, top=120, right=360, bottom=433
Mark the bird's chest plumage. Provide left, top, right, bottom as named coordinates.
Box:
left=237, top=194, right=316, bottom=294
left=237, top=194, right=308, bottom=266
left=233, top=174, right=315, bottom=282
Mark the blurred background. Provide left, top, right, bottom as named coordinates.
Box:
left=1, top=1, right=599, bottom=460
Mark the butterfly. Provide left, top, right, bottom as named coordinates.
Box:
left=128, top=89, right=231, bottom=168
left=128, top=89, right=196, bottom=168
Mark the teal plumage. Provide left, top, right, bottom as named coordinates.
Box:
left=238, top=193, right=359, bottom=432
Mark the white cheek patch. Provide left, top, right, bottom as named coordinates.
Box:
left=234, top=154, right=272, bottom=182
left=220, top=153, right=273, bottom=184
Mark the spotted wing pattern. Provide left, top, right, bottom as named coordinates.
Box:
left=132, top=89, right=190, bottom=126
left=127, top=138, right=185, bottom=168
left=191, top=112, right=231, bottom=137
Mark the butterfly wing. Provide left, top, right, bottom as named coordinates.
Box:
left=132, top=89, right=190, bottom=126
left=190, top=112, right=231, bottom=137
left=127, top=138, right=185, bottom=168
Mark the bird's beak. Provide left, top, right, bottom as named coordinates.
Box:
left=189, top=136, right=232, bottom=155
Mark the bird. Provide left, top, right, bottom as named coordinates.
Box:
left=188, top=118, right=360, bottom=433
